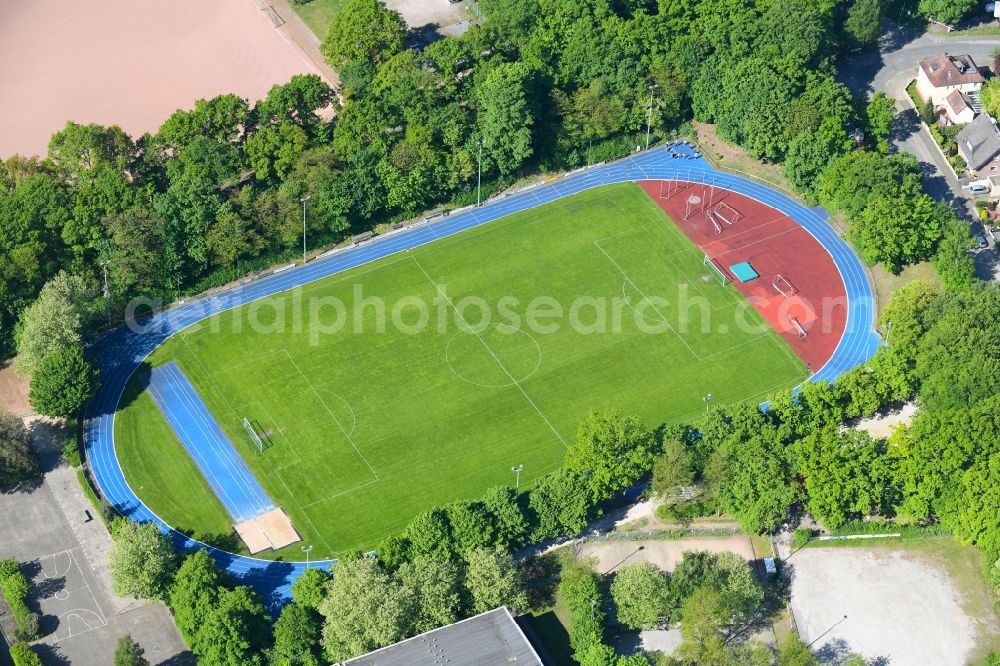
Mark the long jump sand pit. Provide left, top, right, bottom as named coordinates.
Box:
left=234, top=507, right=300, bottom=554
left=0, top=0, right=327, bottom=158
left=788, top=542, right=1000, bottom=665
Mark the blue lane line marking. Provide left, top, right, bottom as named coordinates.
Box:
left=84, top=144, right=880, bottom=602
left=146, top=363, right=274, bottom=524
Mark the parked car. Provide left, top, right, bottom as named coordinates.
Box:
left=969, top=183, right=989, bottom=195
left=975, top=234, right=988, bottom=249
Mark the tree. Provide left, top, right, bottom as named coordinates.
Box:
left=920, top=97, right=936, bottom=125
left=559, top=560, right=605, bottom=656
left=933, top=216, right=976, bottom=293
left=317, top=557, right=413, bottom=661
left=0, top=411, right=39, bottom=487
left=446, top=501, right=496, bottom=554
left=482, top=485, right=529, bottom=548
left=652, top=440, right=695, bottom=498
left=28, top=346, right=100, bottom=419
left=697, top=57, right=797, bottom=162
left=169, top=550, right=225, bottom=645
left=917, top=0, right=976, bottom=24
left=866, top=92, right=896, bottom=154
left=610, top=562, right=674, bottom=630
left=157, top=94, right=250, bottom=149
left=915, top=286, right=1000, bottom=411
left=783, top=129, right=843, bottom=200
left=291, top=567, right=331, bottom=609
left=193, top=586, right=270, bottom=666
left=47, top=121, right=135, bottom=183
left=759, top=0, right=831, bottom=67
left=675, top=587, right=729, bottom=663
left=245, top=123, right=310, bottom=185
left=108, top=519, right=176, bottom=600
left=817, top=151, right=921, bottom=222
left=845, top=0, right=884, bottom=46
left=0, top=171, right=74, bottom=357
left=102, top=207, right=174, bottom=297
left=114, top=636, right=150, bottom=666
left=478, top=61, right=537, bottom=176
left=670, top=552, right=724, bottom=612
left=256, top=75, right=335, bottom=138
left=403, top=508, right=456, bottom=560
left=853, top=192, right=944, bottom=272
left=463, top=546, right=528, bottom=614
left=707, top=432, right=796, bottom=534
left=715, top=552, right=764, bottom=622
left=565, top=409, right=656, bottom=502
left=792, top=428, right=900, bottom=528
left=14, top=272, right=96, bottom=376
left=269, top=603, right=322, bottom=666
left=776, top=634, right=819, bottom=666
left=528, top=469, right=595, bottom=541
left=396, top=555, right=463, bottom=633
left=321, top=0, right=407, bottom=69
left=981, top=80, right=1000, bottom=118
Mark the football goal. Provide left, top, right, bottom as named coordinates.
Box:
left=659, top=179, right=687, bottom=200
left=703, top=255, right=731, bottom=285
left=243, top=417, right=265, bottom=454
left=713, top=202, right=742, bottom=226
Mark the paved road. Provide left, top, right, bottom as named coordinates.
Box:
left=838, top=23, right=999, bottom=276
left=0, top=418, right=190, bottom=666
left=841, top=26, right=998, bottom=216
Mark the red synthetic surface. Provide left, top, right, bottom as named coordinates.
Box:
left=638, top=181, right=847, bottom=372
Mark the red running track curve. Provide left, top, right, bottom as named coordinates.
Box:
left=639, top=180, right=847, bottom=372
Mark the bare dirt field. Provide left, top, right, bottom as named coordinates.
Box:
left=577, top=535, right=756, bottom=575
left=0, top=358, right=31, bottom=417
left=0, top=0, right=328, bottom=158
left=788, top=542, right=1000, bottom=665
left=853, top=401, right=917, bottom=439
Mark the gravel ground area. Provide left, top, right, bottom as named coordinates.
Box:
left=787, top=546, right=993, bottom=665
left=577, top=535, right=756, bottom=575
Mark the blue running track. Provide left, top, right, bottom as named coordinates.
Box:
left=146, top=363, right=274, bottom=524
left=84, top=144, right=882, bottom=603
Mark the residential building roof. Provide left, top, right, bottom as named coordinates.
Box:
left=919, top=53, right=985, bottom=88
left=958, top=113, right=1000, bottom=171
left=945, top=89, right=973, bottom=116
left=338, top=607, right=545, bottom=666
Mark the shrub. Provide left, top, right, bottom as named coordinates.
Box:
left=62, top=436, right=82, bottom=467
left=9, top=643, right=42, bottom=666
left=15, top=611, right=40, bottom=642
left=0, top=560, right=38, bottom=640
left=792, top=527, right=813, bottom=548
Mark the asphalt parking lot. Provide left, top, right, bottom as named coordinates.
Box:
left=0, top=419, right=191, bottom=665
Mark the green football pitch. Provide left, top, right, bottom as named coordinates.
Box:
left=115, top=182, right=807, bottom=559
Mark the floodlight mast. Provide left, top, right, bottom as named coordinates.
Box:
left=300, top=196, right=311, bottom=265
left=511, top=464, right=524, bottom=489
left=645, top=84, right=660, bottom=150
